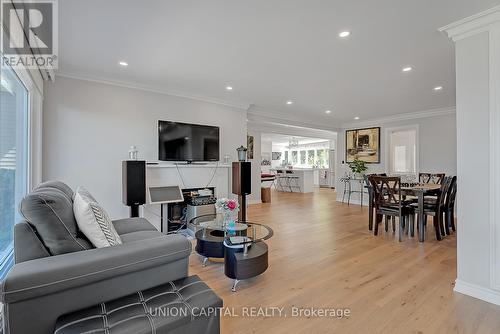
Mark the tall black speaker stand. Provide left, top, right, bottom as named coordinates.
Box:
left=130, top=204, right=139, bottom=218
left=238, top=195, right=247, bottom=223
left=160, top=203, right=165, bottom=234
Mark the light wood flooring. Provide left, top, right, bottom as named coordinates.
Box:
left=189, top=188, right=500, bottom=334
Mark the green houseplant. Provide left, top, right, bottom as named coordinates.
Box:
left=347, top=159, right=368, bottom=178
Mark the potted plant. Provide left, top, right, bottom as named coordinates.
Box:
left=347, top=159, right=368, bottom=179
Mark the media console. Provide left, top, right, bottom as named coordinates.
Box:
left=142, top=163, right=232, bottom=232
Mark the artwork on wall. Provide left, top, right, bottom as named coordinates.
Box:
left=261, top=152, right=271, bottom=166
left=272, top=152, right=282, bottom=160
left=346, top=127, right=380, bottom=163
left=247, top=135, right=254, bottom=159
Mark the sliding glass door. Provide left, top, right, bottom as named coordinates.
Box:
left=0, top=65, right=29, bottom=276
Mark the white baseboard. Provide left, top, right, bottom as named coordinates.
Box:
left=454, top=279, right=500, bottom=306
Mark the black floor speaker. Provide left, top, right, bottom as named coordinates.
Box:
left=232, top=161, right=251, bottom=195
left=232, top=161, right=251, bottom=222
left=122, top=160, right=146, bottom=217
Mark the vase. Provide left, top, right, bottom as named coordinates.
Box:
left=354, top=173, right=364, bottom=180
left=223, top=211, right=235, bottom=226
left=216, top=209, right=235, bottom=228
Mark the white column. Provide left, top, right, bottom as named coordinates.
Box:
left=440, top=5, right=500, bottom=305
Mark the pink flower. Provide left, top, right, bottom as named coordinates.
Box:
left=227, top=200, right=236, bottom=210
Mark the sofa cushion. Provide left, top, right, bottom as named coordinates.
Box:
left=54, top=275, right=222, bottom=334
left=112, top=218, right=157, bottom=236
left=19, top=187, right=93, bottom=255
left=35, top=180, right=75, bottom=201
left=120, top=230, right=164, bottom=244
left=74, top=187, right=122, bottom=248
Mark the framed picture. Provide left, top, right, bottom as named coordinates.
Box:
left=261, top=152, right=271, bottom=166
left=346, top=127, right=380, bottom=163
left=247, top=135, right=254, bottom=159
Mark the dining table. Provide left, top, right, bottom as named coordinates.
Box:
left=401, top=183, right=441, bottom=242
left=367, top=182, right=442, bottom=242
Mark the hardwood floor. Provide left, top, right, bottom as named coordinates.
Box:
left=189, top=188, right=500, bottom=333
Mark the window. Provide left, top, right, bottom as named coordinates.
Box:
left=0, top=65, right=29, bottom=276
left=388, top=128, right=417, bottom=174
left=277, top=141, right=330, bottom=168
left=316, top=150, right=328, bottom=168
left=307, top=150, right=315, bottom=165
left=300, top=150, right=306, bottom=164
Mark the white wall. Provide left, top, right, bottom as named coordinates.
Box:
left=454, top=31, right=491, bottom=289
left=43, top=76, right=247, bottom=218
left=336, top=112, right=457, bottom=203
left=440, top=6, right=500, bottom=305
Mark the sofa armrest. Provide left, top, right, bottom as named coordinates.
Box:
left=1, top=234, right=191, bottom=304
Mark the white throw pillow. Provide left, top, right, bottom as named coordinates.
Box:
left=73, top=186, right=122, bottom=248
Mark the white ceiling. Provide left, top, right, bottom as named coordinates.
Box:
left=58, top=0, right=500, bottom=126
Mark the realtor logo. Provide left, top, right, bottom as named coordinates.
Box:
left=1, top=0, right=58, bottom=68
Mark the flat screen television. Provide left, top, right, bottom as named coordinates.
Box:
left=158, top=120, right=220, bottom=162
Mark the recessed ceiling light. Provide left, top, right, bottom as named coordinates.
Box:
left=434, top=86, right=443, bottom=91
left=226, top=86, right=233, bottom=91
left=402, top=66, right=413, bottom=72
left=354, top=116, right=360, bottom=120
left=339, top=31, right=351, bottom=38
left=286, top=100, right=293, bottom=105
left=325, top=110, right=332, bottom=114
left=118, top=61, right=128, bottom=67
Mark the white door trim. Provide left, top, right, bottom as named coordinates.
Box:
left=384, top=124, right=420, bottom=175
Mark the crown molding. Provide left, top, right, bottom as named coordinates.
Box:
left=247, top=119, right=338, bottom=139
left=439, top=5, right=500, bottom=41
left=247, top=106, right=340, bottom=132
left=54, top=71, right=250, bottom=110
left=341, top=107, right=456, bottom=129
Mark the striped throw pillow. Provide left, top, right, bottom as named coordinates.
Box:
left=73, top=186, right=122, bottom=248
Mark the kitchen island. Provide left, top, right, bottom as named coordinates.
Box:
left=270, top=168, right=315, bottom=193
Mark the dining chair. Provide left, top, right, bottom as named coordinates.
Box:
left=419, top=173, right=445, bottom=184
left=444, top=176, right=457, bottom=234
left=369, top=176, right=414, bottom=241
left=410, top=176, right=452, bottom=241
left=365, top=173, right=387, bottom=231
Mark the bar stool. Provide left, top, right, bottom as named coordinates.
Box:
left=275, top=170, right=289, bottom=192
left=340, top=175, right=351, bottom=203
left=285, top=170, right=301, bottom=192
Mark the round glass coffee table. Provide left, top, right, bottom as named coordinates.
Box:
left=223, top=222, right=273, bottom=291
left=190, top=214, right=248, bottom=267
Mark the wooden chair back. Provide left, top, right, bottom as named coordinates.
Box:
left=446, top=176, right=457, bottom=208
left=419, top=173, right=445, bottom=184
left=369, top=176, right=402, bottom=210
left=438, top=176, right=453, bottom=208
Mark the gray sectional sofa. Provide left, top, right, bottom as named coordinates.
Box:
left=0, top=181, right=222, bottom=334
